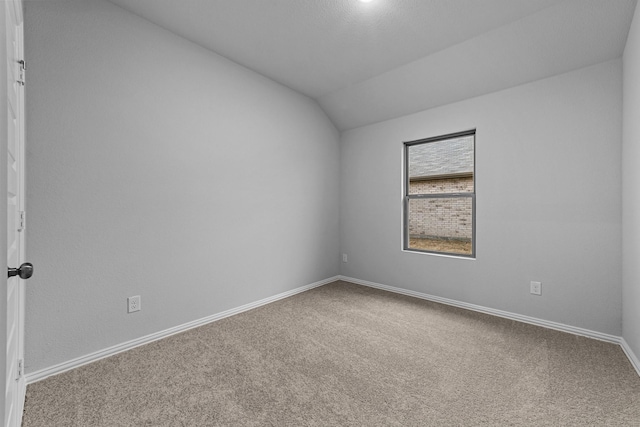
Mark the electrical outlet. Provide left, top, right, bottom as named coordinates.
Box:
left=530, top=281, right=542, bottom=296
left=128, top=295, right=141, bottom=313
left=342, top=253, right=348, bottom=263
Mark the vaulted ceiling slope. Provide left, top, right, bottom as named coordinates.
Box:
left=107, top=0, right=637, bottom=130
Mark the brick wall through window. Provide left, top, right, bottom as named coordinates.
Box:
left=408, top=176, right=473, bottom=241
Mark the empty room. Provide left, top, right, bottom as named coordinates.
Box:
left=0, top=0, right=639, bottom=425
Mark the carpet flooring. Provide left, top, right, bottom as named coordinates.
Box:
left=22, top=281, right=640, bottom=426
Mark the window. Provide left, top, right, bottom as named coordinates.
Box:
left=404, top=130, right=475, bottom=257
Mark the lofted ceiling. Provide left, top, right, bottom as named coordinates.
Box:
left=107, top=0, right=637, bottom=130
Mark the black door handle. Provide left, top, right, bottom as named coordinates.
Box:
left=8, top=262, right=33, bottom=279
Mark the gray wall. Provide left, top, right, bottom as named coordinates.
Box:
left=24, top=0, right=340, bottom=373
left=623, top=3, right=640, bottom=360
left=340, top=59, right=623, bottom=335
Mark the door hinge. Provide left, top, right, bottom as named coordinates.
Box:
left=16, top=359, right=23, bottom=380
left=17, top=60, right=25, bottom=86
left=18, top=211, right=25, bottom=232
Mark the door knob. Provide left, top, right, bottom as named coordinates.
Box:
left=8, top=262, right=33, bottom=279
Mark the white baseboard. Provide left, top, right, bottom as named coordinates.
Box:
left=338, top=275, right=622, bottom=344
left=26, top=274, right=640, bottom=384
left=620, top=338, right=640, bottom=377
left=25, top=276, right=340, bottom=385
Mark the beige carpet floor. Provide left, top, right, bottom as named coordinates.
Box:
left=22, top=281, right=640, bottom=426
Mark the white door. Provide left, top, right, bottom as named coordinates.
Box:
left=3, top=0, right=25, bottom=426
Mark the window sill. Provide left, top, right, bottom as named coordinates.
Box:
left=401, top=249, right=476, bottom=261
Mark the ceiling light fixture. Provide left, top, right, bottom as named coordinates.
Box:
left=358, top=0, right=374, bottom=3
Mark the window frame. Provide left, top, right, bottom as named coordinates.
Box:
left=403, top=129, right=476, bottom=258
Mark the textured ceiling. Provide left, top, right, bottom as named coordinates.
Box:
left=106, top=0, right=637, bottom=130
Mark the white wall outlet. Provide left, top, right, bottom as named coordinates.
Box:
left=128, top=295, right=141, bottom=313
left=342, top=253, right=348, bottom=263
left=530, top=281, right=542, bottom=296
